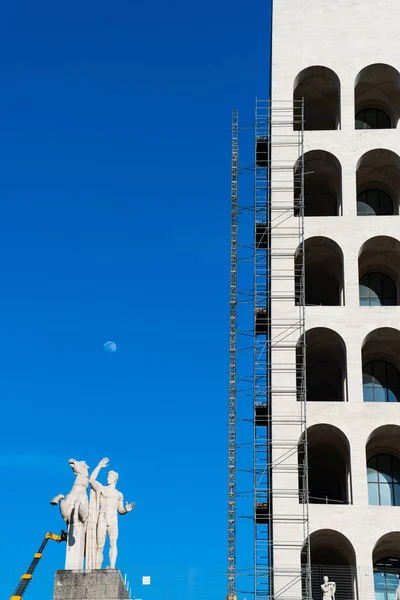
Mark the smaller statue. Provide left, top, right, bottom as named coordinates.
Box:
left=396, top=581, right=400, bottom=600
left=89, top=457, right=135, bottom=569
left=321, top=576, right=336, bottom=600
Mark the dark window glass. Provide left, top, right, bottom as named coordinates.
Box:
left=367, top=458, right=379, bottom=482
left=356, top=108, right=392, bottom=129
left=368, top=455, right=400, bottom=506
left=363, top=361, right=400, bottom=402
left=359, top=273, right=397, bottom=306
left=374, top=557, right=400, bottom=600
left=357, top=189, right=394, bottom=215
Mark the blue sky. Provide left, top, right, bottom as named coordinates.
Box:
left=0, top=1, right=271, bottom=598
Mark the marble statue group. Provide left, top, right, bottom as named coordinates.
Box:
left=51, top=457, right=134, bottom=570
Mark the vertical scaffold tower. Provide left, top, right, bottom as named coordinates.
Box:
left=228, top=100, right=311, bottom=600
left=227, top=109, right=239, bottom=600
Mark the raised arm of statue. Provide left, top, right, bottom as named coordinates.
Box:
left=89, top=457, right=109, bottom=493
left=117, top=492, right=135, bottom=515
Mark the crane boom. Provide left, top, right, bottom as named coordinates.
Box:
left=10, top=531, right=67, bottom=600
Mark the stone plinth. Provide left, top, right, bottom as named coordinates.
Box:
left=53, top=569, right=130, bottom=600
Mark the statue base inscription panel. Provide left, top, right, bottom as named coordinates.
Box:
left=53, top=569, right=130, bottom=600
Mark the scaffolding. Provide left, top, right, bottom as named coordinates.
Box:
left=227, top=109, right=238, bottom=600
left=228, top=100, right=311, bottom=600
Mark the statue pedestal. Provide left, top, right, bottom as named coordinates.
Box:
left=53, top=569, right=130, bottom=600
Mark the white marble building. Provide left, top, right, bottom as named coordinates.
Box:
left=268, top=2, right=400, bottom=600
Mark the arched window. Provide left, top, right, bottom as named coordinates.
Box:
left=355, top=64, right=400, bottom=129
left=368, top=454, right=400, bottom=505
left=356, top=150, right=400, bottom=216
left=357, top=190, right=394, bottom=216
left=356, top=108, right=391, bottom=129
left=363, top=361, right=400, bottom=402
left=359, top=273, right=397, bottom=306
left=374, top=557, right=400, bottom=600
left=304, top=530, right=357, bottom=600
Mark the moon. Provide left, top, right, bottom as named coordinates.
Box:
left=104, top=341, right=117, bottom=354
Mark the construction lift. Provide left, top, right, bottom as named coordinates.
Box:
left=10, top=530, right=67, bottom=600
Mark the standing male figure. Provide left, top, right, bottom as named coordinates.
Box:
left=89, top=457, right=135, bottom=569
left=321, top=575, right=336, bottom=600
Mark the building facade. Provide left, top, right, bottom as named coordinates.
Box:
left=269, top=2, right=400, bottom=600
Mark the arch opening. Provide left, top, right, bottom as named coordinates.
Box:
left=373, top=532, right=400, bottom=600
left=294, top=151, right=342, bottom=216
left=294, top=66, right=341, bottom=131
left=302, top=530, right=357, bottom=600
left=367, top=426, right=400, bottom=506
left=362, top=329, right=400, bottom=402
left=298, top=425, right=351, bottom=505
left=355, top=64, right=400, bottom=129
left=295, top=238, right=344, bottom=306
left=359, top=237, right=400, bottom=305
left=357, top=150, right=400, bottom=215
left=297, top=328, right=347, bottom=402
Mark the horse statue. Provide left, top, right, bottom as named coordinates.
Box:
left=50, top=458, right=90, bottom=569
